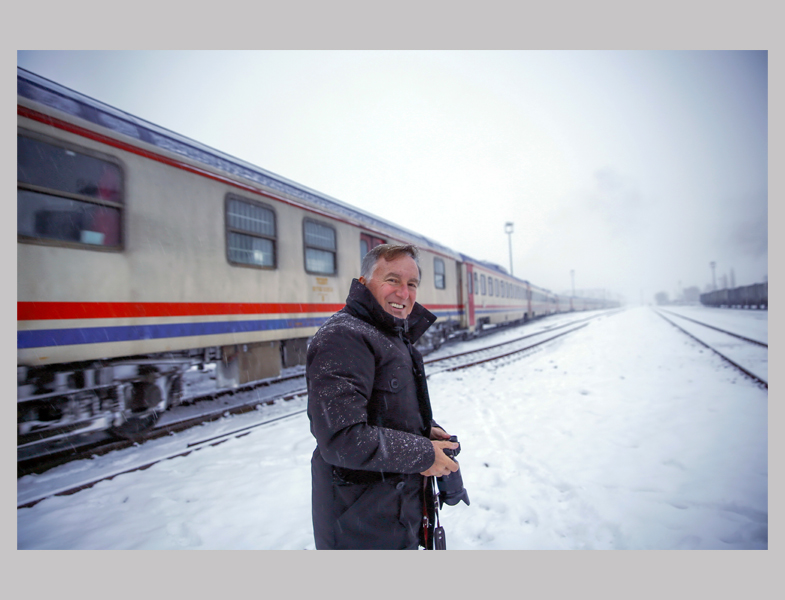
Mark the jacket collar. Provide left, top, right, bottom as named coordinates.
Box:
left=344, top=278, right=436, bottom=344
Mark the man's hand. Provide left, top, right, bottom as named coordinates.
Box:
left=420, top=439, right=459, bottom=477
left=429, top=426, right=451, bottom=441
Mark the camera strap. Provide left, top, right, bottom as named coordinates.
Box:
left=432, top=476, right=447, bottom=549
left=421, top=476, right=446, bottom=550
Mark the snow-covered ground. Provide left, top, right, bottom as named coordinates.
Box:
left=659, top=304, right=768, bottom=344
left=17, top=306, right=767, bottom=550
left=655, top=306, right=768, bottom=383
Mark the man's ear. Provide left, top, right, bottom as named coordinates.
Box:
left=358, top=276, right=367, bottom=286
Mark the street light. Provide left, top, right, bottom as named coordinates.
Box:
left=504, top=222, right=514, bottom=276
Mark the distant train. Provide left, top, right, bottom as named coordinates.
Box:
left=17, top=67, right=619, bottom=450
left=700, top=282, right=768, bottom=309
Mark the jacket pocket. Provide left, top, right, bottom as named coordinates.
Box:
left=332, top=478, right=411, bottom=550
left=372, top=363, right=413, bottom=395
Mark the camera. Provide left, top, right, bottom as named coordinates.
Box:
left=437, top=435, right=470, bottom=507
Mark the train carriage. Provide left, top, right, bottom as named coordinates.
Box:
left=17, top=67, right=617, bottom=453
left=700, top=282, right=767, bottom=309
left=16, top=68, right=462, bottom=448
left=528, top=282, right=556, bottom=317
left=459, top=256, right=535, bottom=330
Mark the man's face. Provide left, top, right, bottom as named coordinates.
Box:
left=359, top=254, right=420, bottom=319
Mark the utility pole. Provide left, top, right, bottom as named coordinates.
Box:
left=571, top=269, right=575, bottom=297
left=505, top=222, right=514, bottom=276
left=710, top=261, right=717, bottom=290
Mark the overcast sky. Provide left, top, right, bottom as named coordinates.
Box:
left=17, top=50, right=768, bottom=304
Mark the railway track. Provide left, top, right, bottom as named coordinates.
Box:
left=655, top=309, right=768, bottom=388
left=426, top=310, right=616, bottom=369
left=18, top=313, right=604, bottom=508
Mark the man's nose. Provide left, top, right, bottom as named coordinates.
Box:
left=395, top=284, right=409, bottom=300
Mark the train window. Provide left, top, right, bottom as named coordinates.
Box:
left=17, top=133, right=123, bottom=248
left=474, top=272, right=479, bottom=295
left=434, top=258, right=446, bottom=289
left=226, top=195, right=276, bottom=268
left=467, top=272, right=473, bottom=295
left=360, top=233, right=385, bottom=267
left=304, top=219, right=337, bottom=275
left=481, top=274, right=486, bottom=295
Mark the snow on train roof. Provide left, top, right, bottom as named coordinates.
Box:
left=17, top=67, right=456, bottom=257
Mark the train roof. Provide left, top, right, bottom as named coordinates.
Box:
left=17, top=67, right=459, bottom=258
left=458, top=253, right=509, bottom=276
left=458, top=253, right=560, bottom=291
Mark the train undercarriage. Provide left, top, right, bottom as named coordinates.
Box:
left=17, top=355, right=196, bottom=456
left=17, top=340, right=309, bottom=458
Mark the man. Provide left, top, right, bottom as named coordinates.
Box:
left=306, top=243, right=459, bottom=550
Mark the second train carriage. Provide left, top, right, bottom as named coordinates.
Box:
left=700, top=282, right=768, bottom=309
left=17, top=67, right=617, bottom=451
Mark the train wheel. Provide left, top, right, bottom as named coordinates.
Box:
left=110, top=411, right=161, bottom=440
left=110, top=381, right=163, bottom=440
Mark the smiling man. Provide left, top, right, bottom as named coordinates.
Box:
left=306, top=243, right=458, bottom=550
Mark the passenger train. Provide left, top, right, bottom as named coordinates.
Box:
left=17, top=67, right=618, bottom=450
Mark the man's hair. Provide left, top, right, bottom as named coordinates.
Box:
left=360, top=243, right=421, bottom=281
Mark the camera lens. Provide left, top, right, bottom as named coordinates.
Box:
left=437, top=435, right=470, bottom=507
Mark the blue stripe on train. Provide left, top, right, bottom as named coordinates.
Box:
left=474, top=308, right=528, bottom=315
left=429, top=311, right=462, bottom=318
left=18, top=310, right=468, bottom=349
left=17, top=317, right=331, bottom=349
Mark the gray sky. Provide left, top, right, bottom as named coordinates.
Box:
left=17, top=50, right=768, bottom=304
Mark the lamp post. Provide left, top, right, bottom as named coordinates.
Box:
left=505, top=222, right=514, bottom=276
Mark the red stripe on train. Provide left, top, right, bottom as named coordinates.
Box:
left=17, top=302, right=347, bottom=321
left=18, top=302, right=462, bottom=321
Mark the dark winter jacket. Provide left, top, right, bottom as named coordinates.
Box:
left=307, top=278, right=439, bottom=549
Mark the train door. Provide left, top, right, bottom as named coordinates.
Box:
left=465, top=263, right=475, bottom=327
left=360, top=233, right=386, bottom=263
